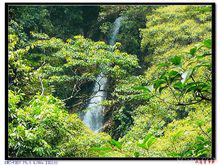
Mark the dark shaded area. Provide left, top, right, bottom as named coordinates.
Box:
left=9, top=5, right=100, bottom=40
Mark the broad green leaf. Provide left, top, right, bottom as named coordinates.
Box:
left=172, top=131, right=183, bottom=141
left=196, top=136, right=205, bottom=142
left=203, top=39, right=212, bottom=49
left=158, top=63, right=169, bottom=68
left=190, top=47, right=197, bottom=56
left=184, top=82, right=197, bottom=93
left=168, top=70, right=179, bottom=77
left=169, top=56, right=182, bottom=66
left=184, top=82, right=210, bottom=93
left=154, top=79, right=166, bottom=90
left=143, top=133, right=153, bottom=143
left=167, top=70, right=181, bottom=82
left=138, top=133, right=156, bottom=150
left=137, top=143, right=146, bottom=149
left=134, top=151, right=140, bottom=157
left=109, top=139, right=122, bottom=149
left=168, top=152, right=182, bottom=157
left=173, top=82, right=184, bottom=91
left=196, top=120, right=205, bottom=127
left=132, top=86, right=150, bottom=93
left=182, top=150, right=193, bottom=156
left=146, top=136, right=156, bottom=148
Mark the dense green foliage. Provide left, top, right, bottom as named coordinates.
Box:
left=8, top=5, right=213, bottom=158
left=9, top=6, right=100, bottom=39
left=103, top=5, right=212, bottom=157
left=99, top=6, right=155, bottom=70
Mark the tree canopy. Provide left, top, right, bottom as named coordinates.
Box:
left=7, top=4, right=213, bottom=158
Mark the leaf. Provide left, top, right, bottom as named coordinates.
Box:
left=196, top=120, right=205, bottom=127
left=143, top=133, right=153, bottom=143
left=184, top=82, right=197, bottom=93
left=182, top=150, right=193, bottom=156
left=184, top=82, right=210, bottom=93
left=167, top=70, right=181, bottom=82
left=158, top=63, right=169, bottom=68
left=134, top=151, right=140, bottom=157
left=172, top=131, right=183, bottom=141
left=159, top=86, right=167, bottom=93
left=197, top=83, right=210, bottom=92
left=137, top=143, right=146, bottom=149
left=168, top=70, right=179, bottom=77
left=132, top=86, right=150, bottom=93
left=138, top=133, right=157, bottom=150
left=173, top=82, right=184, bottom=91
left=109, top=139, right=122, bottom=149
left=168, top=152, right=182, bottom=157
left=181, top=69, right=193, bottom=83
left=154, top=79, right=166, bottom=90
left=196, top=136, right=205, bottom=142
left=146, top=136, right=156, bottom=148
left=203, top=39, right=211, bottom=49
left=190, top=47, right=197, bottom=56
left=169, top=56, right=181, bottom=66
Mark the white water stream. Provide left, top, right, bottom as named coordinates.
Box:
left=83, top=17, right=123, bottom=132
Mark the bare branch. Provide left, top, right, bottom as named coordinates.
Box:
left=62, top=84, right=78, bottom=101
left=199, top=125, right=211, bottom=140
left=38, top=76, right=44, bottom=96
left=176, top=99, right=203, bottom=106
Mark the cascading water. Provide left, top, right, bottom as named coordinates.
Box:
left=83, top=17, right=123, bottom=132
left=109, top=17, right=123, bottom=46
left=83, top=73, right=107, bottom=132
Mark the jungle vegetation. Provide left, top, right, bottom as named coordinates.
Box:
left=8, top=4, right=213, bottom=158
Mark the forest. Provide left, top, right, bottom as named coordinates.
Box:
left=8, top=4, right=213, bottom=158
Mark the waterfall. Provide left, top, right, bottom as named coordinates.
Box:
left=83, top=73, right=107, bottom=132
left=109, top=17, right=123, bottom=46
left=83, top=17, right=123, bottom=132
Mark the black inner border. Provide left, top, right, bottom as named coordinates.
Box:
left=5, top=2, right=216, bottom=160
